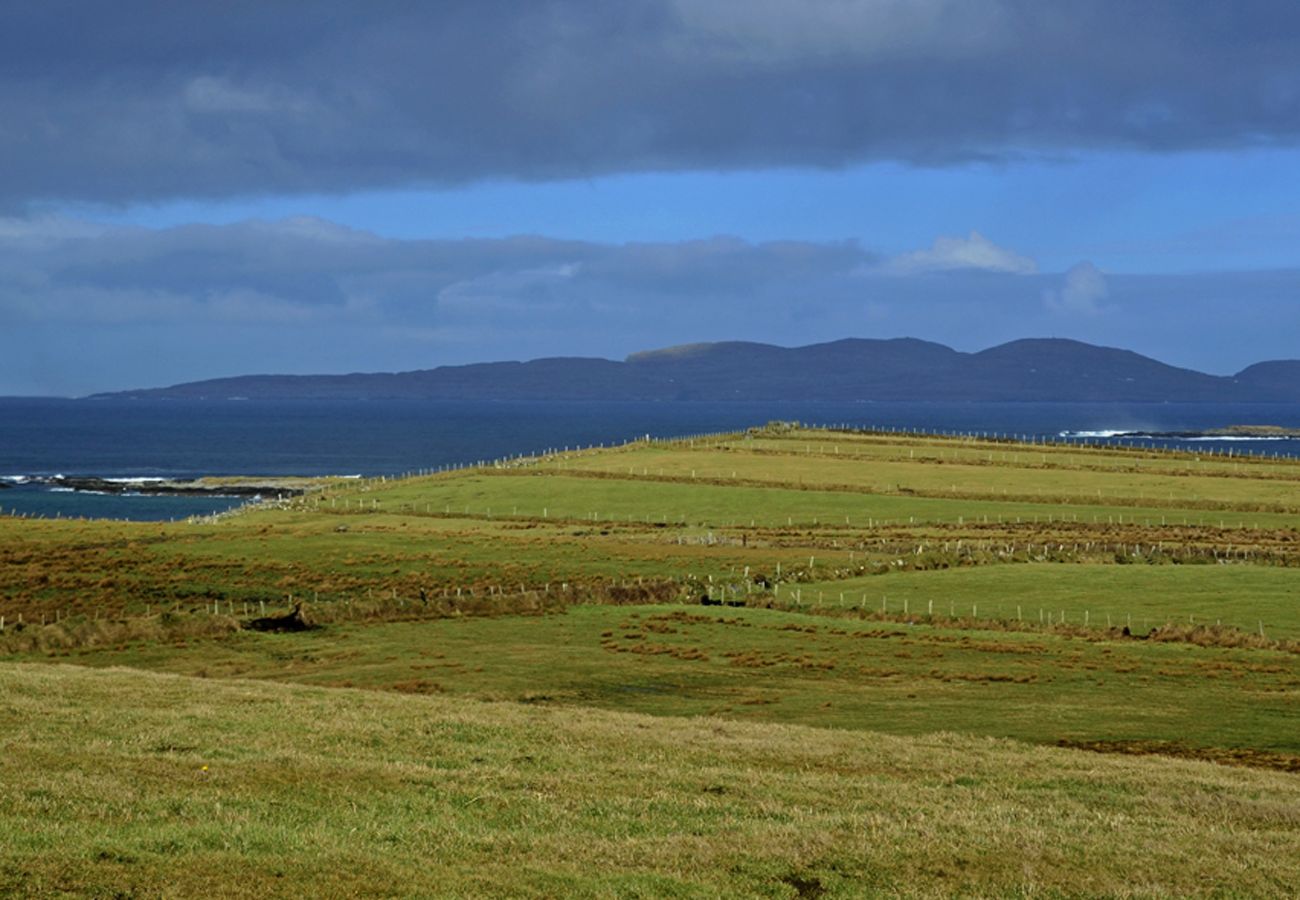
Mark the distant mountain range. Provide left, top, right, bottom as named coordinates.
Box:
left=90, top=338, right=1300, bottom=403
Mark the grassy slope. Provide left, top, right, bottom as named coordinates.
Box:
left=2, top=426, right=1298, bottom=895
left=565, top=444, right=1300, bottom=508
left=3, top=429, right=1297, bottom=624
left=3, top=663, right=1298, bottom=898
left=58, top=604, right=1300, bottom=755
left=331, top=470, right=1300, bottom=528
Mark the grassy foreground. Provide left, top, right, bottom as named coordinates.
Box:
left=1, top=424, right=1298, bottom=895
left=3, top=663, right=1299, bottom=898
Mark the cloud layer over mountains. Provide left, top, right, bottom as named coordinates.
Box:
left=4, top=216, right=1297, bottom=395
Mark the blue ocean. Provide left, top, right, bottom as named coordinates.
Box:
left=2, top=398, right=1298, bottom=521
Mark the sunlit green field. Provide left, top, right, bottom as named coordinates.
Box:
left=795, top=563, right=1300, bottom=639
left=564, top=441, right=1300, bottom=508
left=3, top=663, right=1298, bottom=898
left=1, top=425, right=1297, bottom=896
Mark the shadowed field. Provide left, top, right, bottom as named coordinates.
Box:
left=57, top=604, right=1300, bottom=760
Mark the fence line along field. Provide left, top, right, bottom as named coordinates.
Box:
left=1, top=424, right=1297, bottom=896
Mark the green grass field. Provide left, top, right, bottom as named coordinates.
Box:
left=3, top=663, right=1298, bottom=898
left=310, top=468, right=1300, bottom=530
left=564, top=442, right=1300, bottom=509
left=795, top=563, right=1300, bottom=639
left=1, top=425, right=1297, bottom=896
left=59, top=604, right=1300, bottom=756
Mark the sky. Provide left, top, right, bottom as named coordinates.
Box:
left=2, top=0, right=1299, bottom=396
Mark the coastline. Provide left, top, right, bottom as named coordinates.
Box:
left=33, top=475, right=312, bottom=497
left=5, top=399, right=1300, bottom=523
left=0, top=475, right=352, bottom=523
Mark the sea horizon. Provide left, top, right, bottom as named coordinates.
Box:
left=4, top=396, right=1299, bottom=521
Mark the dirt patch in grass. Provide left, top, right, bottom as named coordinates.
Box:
left=648, top=611, right=752, bottom=628
left=389, top=679, right=445, bottom=694
left=1058, top=739, right=1300, bottom=773
left=722, top=649, right=835, bottom=670
left=937, top=671, right=1038, bottom=684
left=602, top=639, right=709, bottom=662
left=919, top=635, right=1047, bottom=654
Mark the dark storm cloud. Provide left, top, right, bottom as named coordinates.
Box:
left=4, top=0, right=1300, bottom=205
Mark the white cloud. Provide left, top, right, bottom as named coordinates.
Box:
left=1044, top=262, right=1108, bottom=315
left=886, top=231, right=1037, bottom=275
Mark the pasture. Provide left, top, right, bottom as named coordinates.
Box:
left=1, top=424, right=1297, bottom=896
left=59, top=604, right=1300, bottom=759
left=3, top=663, right=1298, bottom=898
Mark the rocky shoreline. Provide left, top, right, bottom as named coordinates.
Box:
left=1120, top=425, right=1300, bottom=439
left=36, top=476, right=305, bottom=497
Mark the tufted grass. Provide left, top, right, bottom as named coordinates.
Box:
left=2, top=662, right=1298, bottom=898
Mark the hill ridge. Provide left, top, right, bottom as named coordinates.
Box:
left=90, top=337, right=1300, bottom=402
